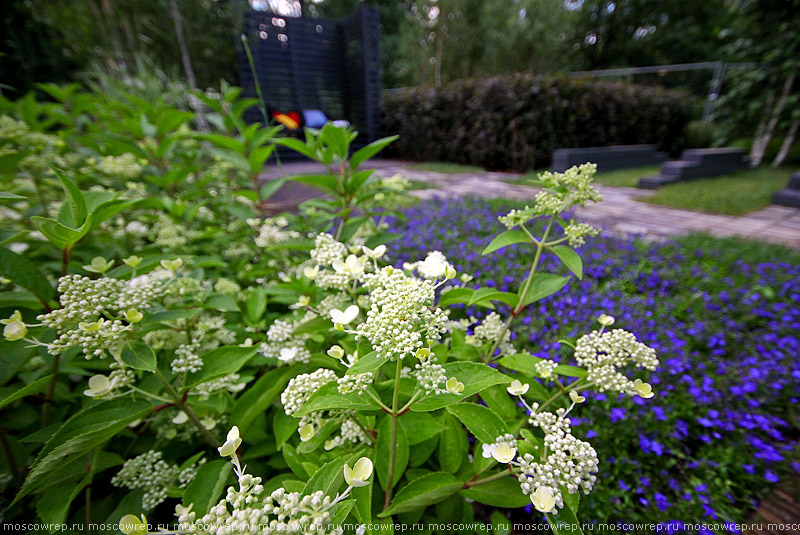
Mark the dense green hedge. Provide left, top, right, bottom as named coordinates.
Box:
left=382, top=74, right=694, bottom=171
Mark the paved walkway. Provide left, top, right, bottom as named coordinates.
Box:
left=262, top=160, right=800, bottom=249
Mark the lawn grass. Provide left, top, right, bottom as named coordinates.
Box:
left=642, top=167, right=795, bottom=216
left=407, top=161, right=485, bottom=174
left=506, top=165, right=797, bottom=216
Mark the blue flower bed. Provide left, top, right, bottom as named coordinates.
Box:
left=388, top=198, right=800, bottom=528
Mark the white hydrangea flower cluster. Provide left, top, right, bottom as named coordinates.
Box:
left=151, top=214, right=199, bottom=249
left=170, top=314, right=237, bottom=374
left=413, top=357, right=448, bottom=394
left=37, top=273, right=163, bottom=358
left=355, top=266, right=448, bottom=360
left=260, top=318, right=312, bottom=366
left=573, top=329, right=659, bottom=395
left=281, top=370, right=369, bottom=449
left=111, top=450, right=203, bottom=510
left=535, top=359, right=558, bottom=379
left=93, top=153, right=143, bottom=179
left=214, top=278, right=243, bottom=299
left=151, top=409, right=227, bottom=442
left=281, top=369, right=338, bottom=416
left=180, top=473, right=343, bottom=535
left=337, top=373, right=373, bottom=395
left=498, top=206, right=535, bottom=230
left=564, top=221, right=601, bottom=248
left=251, top=216, right=301, bottom=248
left=466, top=312, right=516, bottom=357
left=533, top=163, right=603, bottom=215
left=517, top=407, right=599, bottom=511
left=195, top=373, right=246, bottom=399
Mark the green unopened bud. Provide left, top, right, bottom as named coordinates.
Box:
left=327, top=345, right=345, bottom=360
left=123, top=255, right=142, bottom=268
left=124, top=309, right=143, bottom=323
left=84, top=256, right=114, bottom=274
left=160, top=258, right=183, bottom=271
left=415, top=348, right=432, bottom=360
left=445, top=265, right=457, bottom=280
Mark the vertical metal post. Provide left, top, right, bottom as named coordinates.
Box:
left=702, top=61, right=727, bottom=122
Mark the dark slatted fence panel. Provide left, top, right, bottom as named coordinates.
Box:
left=238, top=7, right=381, bottom=156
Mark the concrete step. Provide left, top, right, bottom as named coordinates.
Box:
left=638, top=175, right=679, bottom=189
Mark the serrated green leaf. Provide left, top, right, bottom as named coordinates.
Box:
left=346, top=351, right=386, bottom=376
left=446, top=403, right=507, bottom=444
left=482, top=230, right=530, bottom=256
left=553, top=365, right=588, bottom=378
left=350, top=135, right=398, bottom=170
left=182, top=460, right=233, bottom=516
left=0, top=375, right=53, bottom=410
left=461, top=475, right=530, bottom=508
left=292, top=382, right=379, bottom=417
left=546, top=500, right=584, bottom=535
left=399, top=412, right=445, bottom=445
left=438, top=414, right=466, bottom=473
left=53, top=169, right=87, bottom=229
left=0, top=246, right=54, bottom=301
left=185, top=346, right=258, bottom=388
left=377, top=415, right=408, bottom=489
left=379, top=472, right=462, bottom=517
left=437, top=287, right=474, bottom=307
left=303, top=452, right=358, bottom=497
left=204, top=293, right=239, bottom=311
left=120, top=341, right=157, bottom=372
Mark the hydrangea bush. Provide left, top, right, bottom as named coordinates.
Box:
left=2, top=85, right=663, bottom=535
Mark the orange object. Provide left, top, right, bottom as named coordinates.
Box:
left=272, top=111, right=301, bottom=130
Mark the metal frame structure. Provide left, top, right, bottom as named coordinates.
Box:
left=570, top=61, right=756, bottom=121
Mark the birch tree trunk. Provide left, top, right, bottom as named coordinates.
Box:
left=771, top=116, right=800, bottom=167
left=751, top=70, right=796, bottom=167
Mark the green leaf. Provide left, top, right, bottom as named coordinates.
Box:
left=182, top=460, right=233, bottom=516
left=293, top=315, right=332, bottom=335
left=273, top=410, right=298, bottom=449
left=196, top=133, right=246, bottom=153
left=546, top=501, right=584, bottom=535
left=88, top=199, right=131, bottom=230
left=260, top=178, right=285, bottom=200
left=350, top=135, right=398, bottom=170
left=482, top=230, right=530, bottom=256
left=0, top=191, right=26, bottom=201
left=120, top=341, right=157, bottom=372
left=36, top=473, right=89, bottom=528
left=468, top=288, right=519, bottom=308
left=185, top=346, right=258, bottom=388
left=16, top=398, right=152, bottom=502
left=249, top=145, right=274, bottom=173
left=446, top=404, right=507, bottom=444
left=204, top=293, right=239, bottom=311
left=290, top=174, right=340, bottom=195
left=400, top=412, right=445, bottom=446
left=379, top=472, right=462, bottom=517
left=245, top=288, right=268, bottom=323
left=53, top=169, right=87, bottom=229
left=303, top=453, right=357, bottom=497
left=376, top=415, right=409, bottom=489
left=497, top=353, right=544, bottom=376
left=31, top=214, right=92, bottom=250
left=292, top=382, right=379, bottom=417
left=552, top=245, right=583, bottom=280
left=478, top=384, right=517, bottom=421
left=232, top=365, right=311, bottom=434
left=0, top=375, right=53, bottom=410
left=554, top=365, right=588, bottom=378
left=274, top=137, right=318, bottom=161
left=412, top=362, right=511, bottom=412
left=0, top=246, right=54, bottom=301
left=461, top=475, right=530, bottom=507
left=491, top=511, right=511, bottom=535
left=346, top=351, right=387, bottom=376
left=518, top=274, right=569, bottom=308
left=437, top=287, right=474, bottom=307
left=438, top=414, right=466, bottom=473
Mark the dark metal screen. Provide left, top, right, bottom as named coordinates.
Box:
left=238, top=7, right=382, bottom=146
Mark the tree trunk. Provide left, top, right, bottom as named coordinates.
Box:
left=168, top=0, right=209, bottom=132
left=751, top=70, right=796, bottom=167
left=771, top=116, right=800, bottom=167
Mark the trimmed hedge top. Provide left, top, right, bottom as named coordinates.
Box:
left=382, top=74, right=694, bottom=172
